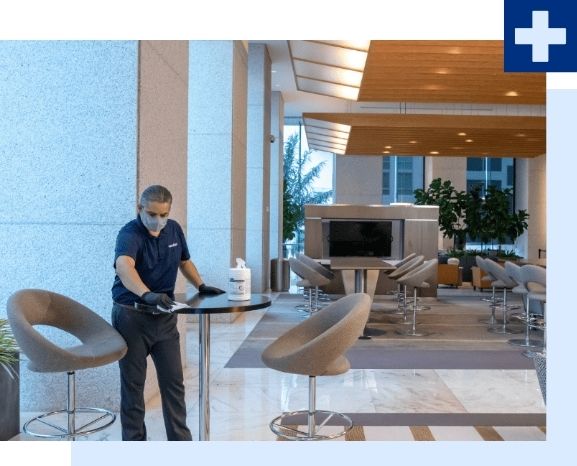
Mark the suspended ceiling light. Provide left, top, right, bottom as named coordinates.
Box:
left=289, top=40, right=370, bottom=101
left=304, top=117, right=351, bottom=155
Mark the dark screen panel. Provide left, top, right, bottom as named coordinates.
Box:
left=329, top=221, right=392, bottom=257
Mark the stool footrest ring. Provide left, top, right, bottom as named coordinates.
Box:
left=23, top=407, right=116, bottom=439
left=269, top=409, right=353, bottom=440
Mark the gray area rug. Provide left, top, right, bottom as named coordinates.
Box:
left=225, top=292, right=541, bottom=370
left=279, top=412, right=546, bottom=427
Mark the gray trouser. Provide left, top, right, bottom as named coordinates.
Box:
left=112, top=303, right=192, bottom=441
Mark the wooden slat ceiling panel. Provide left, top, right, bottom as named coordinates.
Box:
left=303, top=113, right=545, bottom=158
left=359, top=40, right=545, bottom=104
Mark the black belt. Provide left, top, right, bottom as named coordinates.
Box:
left=114, top=301, right=171, bottom=316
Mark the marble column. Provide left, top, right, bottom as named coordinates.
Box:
left=137, top=40, right=190, bottom=402
left=187, top=41, right=248, bottom=295
left=334, top=155, right=383, bottom=204
left=0, top=41, right=138, bottom=411
left=424, top=156, right=467, bottom=191
left=246, top=44, right=272, bottom=292
left=516, top=154, right=546, bottom=260
left=270, top=91, right=285, bottom=289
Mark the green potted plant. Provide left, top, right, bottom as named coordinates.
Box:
left=414, top=178, right=469, bottom=250
left=0, top=318, right=20, bottom=440
left=477, top=186, right=529, bottom=254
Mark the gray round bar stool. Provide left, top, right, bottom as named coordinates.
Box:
left=382, top=253, right=418, bottom=297
left=505, top=261, right=543, bottom=349
left=7, top=289, right=128, bottom=439
left=476, top=256, right=507, bottom=325
left=482, top=260, right=523, bottom=335
left=261, top=293, right=371, bottom=440
left=395, top=259, right=438, bottom=337
left=387, top=255, right=425, bottom=314
left=289, top=257, right=331, bottom=315
left=476, top=256, right=502, bottom=308
left=385, top=253, right=417, bottom=275
left=297, top=254, right=335, bottom=303
left=519, top=265, right=547, bottom=358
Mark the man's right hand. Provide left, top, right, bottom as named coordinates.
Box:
left=141, top=291, right=175, bottom=310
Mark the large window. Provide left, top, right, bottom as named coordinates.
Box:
left=382, top=156, right=424, bottom=204
left=466, top=156, right=516, bottom=249
left=466, top=157, right=514, bottom=197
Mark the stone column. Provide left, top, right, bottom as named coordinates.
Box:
left=187, top=41, right=248, bottom=294
left=0, top=41, right=138, bottom=411
left=424, top=156, right=467, bottom=191
left=137, top=40, right=190, bottom=402
left=246, top=44, right=272, bottom=292
left=334, top=155, right=383, bottom=204
left=270, top=91, right=285, bottom=289
left=516, top=154, right=546, bottom=260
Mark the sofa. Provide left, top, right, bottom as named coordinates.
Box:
left=437, top=263, right=462, bottom=287
left=471, top=266, right=492, bottom=290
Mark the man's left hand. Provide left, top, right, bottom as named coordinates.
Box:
left=198, top=284, right=225, bottom=295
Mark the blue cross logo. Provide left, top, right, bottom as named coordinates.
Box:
left=515, top=11, right=566, bottom=62
left=505, top=0, right=577, bottom=72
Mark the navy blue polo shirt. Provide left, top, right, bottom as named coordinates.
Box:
left=111, top=215, right=191, bottom=305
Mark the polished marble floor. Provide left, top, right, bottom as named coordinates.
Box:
left=16, top=290, right=546, bottom=441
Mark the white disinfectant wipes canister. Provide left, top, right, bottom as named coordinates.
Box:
left=228, top=258, right=251, bottom=301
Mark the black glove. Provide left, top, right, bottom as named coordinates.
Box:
left=141, top=291, right=175, bottom=310
left=198, top=284, right=225, bottom=295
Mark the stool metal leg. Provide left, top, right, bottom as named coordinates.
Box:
left=396, top=288, right=431, bottom=337
left=269, top=375, right=353, bottom=440
left=509, top=294, right=544, bottom=348
left=23, top=371, right=117, bottom=439
left=67, top=371, right=76, bottom=439
left=488, top=288, right=522, bottom=335
left=308, top=376, right=316, bottom=436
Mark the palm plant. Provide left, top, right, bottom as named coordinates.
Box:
left=0, top=318, right=19, bottom=378
left=283, top=133, right=332, bottom=242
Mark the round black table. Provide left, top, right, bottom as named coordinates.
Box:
left=174, top=293, right=271, bottom=441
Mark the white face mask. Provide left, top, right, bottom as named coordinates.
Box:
left=140, top=210, right=168, bottom=233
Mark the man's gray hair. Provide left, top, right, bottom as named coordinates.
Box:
left=140, top=185, right=173, bottom=206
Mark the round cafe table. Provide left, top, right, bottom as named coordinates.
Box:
left=174, top=293, right=271, bottom=441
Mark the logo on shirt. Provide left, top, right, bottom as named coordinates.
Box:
left=168, top=243, right=179, bottom=248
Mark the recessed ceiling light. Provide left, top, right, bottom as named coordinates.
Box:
left=409, top=140, right=418, bottom=144
left=506, top=91, right=519, bottom=97
left=465, top=139, right=473, bottom=143
left=384, top=145, right=392, bottom=149
left=430, top=151, right=439, bottom=155
left=516, top=133, right=526, bottom=137
left=458, top=132, right=467, bottom=136
left=435, top=68, right=450, bottom=75
left=452, top=146, right=464, bottom=150
left=382, top=151, right=390, bottom=154
left=424, top=84, right=443, bottom=91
